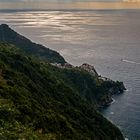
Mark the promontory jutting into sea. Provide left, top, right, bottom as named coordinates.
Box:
left=0, top=0, right=140, bottom=140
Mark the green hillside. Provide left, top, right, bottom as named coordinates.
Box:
left=0, top=43, right=124, bottom=140
left=0, top=24, right=65, bottom=64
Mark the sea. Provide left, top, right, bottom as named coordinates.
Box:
left=0, top=8, right=140, bottom=140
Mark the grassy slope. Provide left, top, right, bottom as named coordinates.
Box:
left=0, top=43, right=124, bottom=140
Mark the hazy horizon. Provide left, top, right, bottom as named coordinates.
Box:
left=0, top=0, right=140, bottom=10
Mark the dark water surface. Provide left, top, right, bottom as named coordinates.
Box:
left=0, top=10, right=140, bottom=139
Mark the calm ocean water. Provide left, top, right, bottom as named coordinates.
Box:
left=0, top=9, right=140, bottom=139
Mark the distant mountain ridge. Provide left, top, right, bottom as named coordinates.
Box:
left=0, top=24, right=66, bottom=64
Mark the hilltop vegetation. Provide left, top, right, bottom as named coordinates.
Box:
left=0, top=43, right=124, bottom=140
left=0, top=24, right=65, bottom=64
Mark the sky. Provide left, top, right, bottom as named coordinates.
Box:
left=0, top=0, right=139, bottom=2
left=0, top=0, right=140, bottom=9
left=0, top=0, right=120, bottom=1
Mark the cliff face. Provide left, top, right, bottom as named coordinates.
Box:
left=51, top=62, right=126, bottom=107
left=79, top=63, right=126, bottom=98
left=79, top=63, right=98, bottom=76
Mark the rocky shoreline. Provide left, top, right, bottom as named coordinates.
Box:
left=51, top=62, right=126, bottom=108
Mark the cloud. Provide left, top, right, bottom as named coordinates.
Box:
left=123, top=0, right=140, bottom=2
left=0, top=0, right=121, bottom=2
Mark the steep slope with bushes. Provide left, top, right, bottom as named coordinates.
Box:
left=0, top=43, right=124, bottom=140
